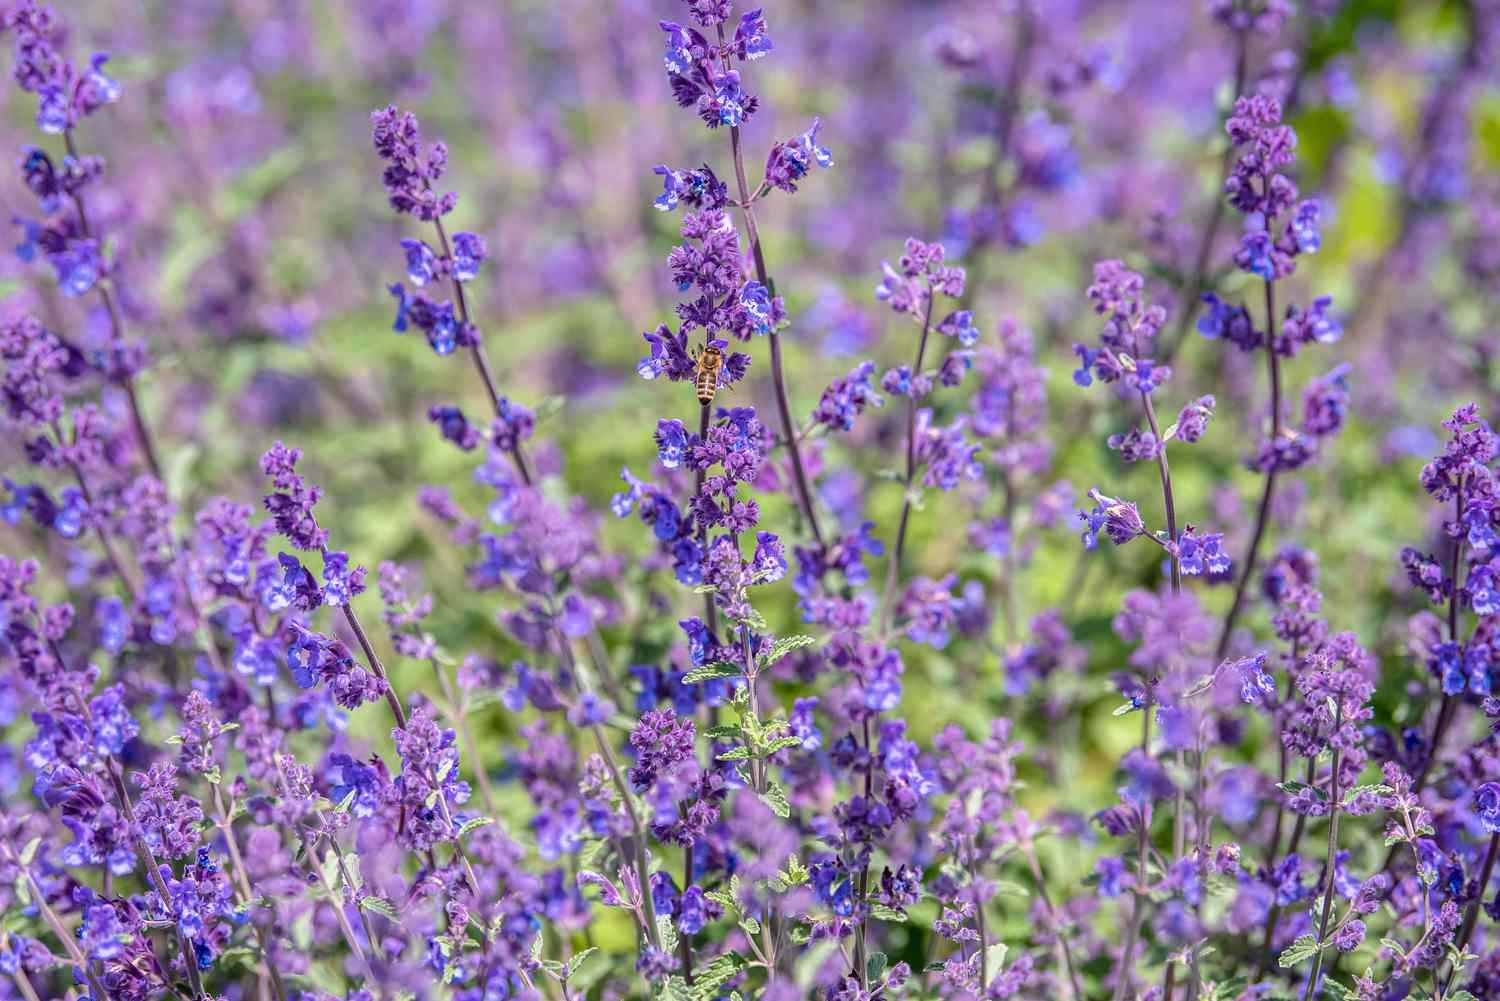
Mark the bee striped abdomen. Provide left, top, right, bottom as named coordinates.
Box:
left=694, top=346, right=723, bottom=405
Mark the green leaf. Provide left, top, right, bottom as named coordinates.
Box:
left=457, top=816, right=495, bottom=838
left=359, top=896, right=399, bottom=921
left=692, top=953, right=746, bottom=999
left=656, top=914, right=679, bottom=954
left=764, top=735, right=804, bottom=754
left=866, top=951, right=887, bottom=982
left=578, top=838, right=610, bottom=869
left=18, top=837, right=40, bottom=867
left=655, top=976, right=694, bottom=1001
left=759, top=782, right=791, bottom=819
left=1112, top=702, right=1137, bottom=716
left=684, top=662, right=743, bottom=684
left=716, top=747, right=751, bottom=762
left=1278, top=933, right=1319, bottom=968
left=984, top=943, right=1009, bottom=976
left=763, top=635, right=817, bottom=668
left=566, top=947, right=598, bottom=978
left=869, top=903, right=907, bottom=923
left=335, top=790, right=357, bottom=814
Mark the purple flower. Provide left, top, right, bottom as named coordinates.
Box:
left=450, top=231, right=486, bottom=281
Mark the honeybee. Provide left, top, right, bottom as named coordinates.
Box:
left=692, top=342, right=724, bottom=405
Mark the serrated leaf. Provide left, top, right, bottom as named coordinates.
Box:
left=759, top=782, right=790, bottom=819
left=869, top=903, right=907, bottom=923
left=1278, top=933, right=1319, bottom=968
left=764, top=735, right=804, bottom=754
left=866, top=951, right=887, bottom=982
left=717, top=746, right=751, bottom=762
left=359, top=896, right=399, bottom=920
left=656, top=914, right=679, bottom=954
left=692, top=952, right=746, bottom=999
left=684, top=662, right=742, bottom=684
left=763, top=635, right=817, bottom=668
left=578, top=838, right=610, bottom=869
left=457, top=816, right=495, bottom=838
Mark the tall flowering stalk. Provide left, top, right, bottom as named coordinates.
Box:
left=654, top=4, right=830, bottom=549
left=1201, top=93, right=1340, bottom=657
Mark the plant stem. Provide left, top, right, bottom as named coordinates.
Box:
left=1443, top=831, right=1500, bottom=994
left=1158, top=28, right=1249, bottom=367
left=698, top=401, right=719, bottom=639
left=1140, top=390, right=1181, bottom=594
left=715, top=24, right=824, bottom=549
left=105, top=762, right=210, bottom=1001
left=212, top=785, right=290, bottom=1001
left=880, top=295, right=937, bottom=632
left=1302, top=706, right=1345, bottom=1001
left=1216, top=279, right=1280, bottom=658
left=956, top=5, right=1034, bottom=311
left=1112, top=693, right=1154, bottom=1001
left=341, top=604, right=408, bottom=729
left=62, top=126, right=164, bottom=482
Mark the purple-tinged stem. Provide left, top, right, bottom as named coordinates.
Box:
left=956, top=4, right=1034, bottom=311
left=1301, top=706, right=1344, bottom=1001
left=341, top=604, right=408, bottom=729
left=1158, top=28, right=1249, bottom=367
left=211, top=785, right=290, bottom=1001
left=680, top=845, right=696, bottom=984
left=715, top=24, right=825, bottom=550
left=1111, top=691, right=1154, bottom=1001
left=1216, top=279, right=1281, bottom=659
left=104, top=762, right=210, bottom=1001
left=2, top=838, right=115, bottom=1001
left=698, top=401, right=719, bottom=639
left=1023, top=846, right=1083, bottom=1001
left=1257, top=755, right=1315, bottom=977
left=1414, top=485, right=1469, bottom=793
left=1140, top=389, right=1181, bottom=594
left=968, top=843, right=991, bottom=990
left=1444, top=831, right=1500, bottom=994
left=880, top=295, right=937, bottom=633
left=62, top=128, right=164, bottom=481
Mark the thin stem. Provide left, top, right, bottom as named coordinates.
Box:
left=716, top=23, right=824, bottom=548
left=1216, top=279, right=1280, bottom=658
left=956, top=5, right=1034, bottom=310
left=341, top=604, right=408, bottom=729
left=1024, top=848, right=1083, bottom=1001
left=1302, top=707, right=1345, bottom=1001
left=1112, top=693, right=1154, bottom=1001
left=880, top=295, right=937, bottom=632
left=432, top=214, right=504, bottom=419
left=211, top=785, right=290, bottom=1001
left=1444, top=832, right=1500, bottom=994
left=62, top=126, right=164, bottom=482
left=1158, top=28, right=1249, bottom=366
left=680, top=845, right=695, bottom=984
left=429, top=657, right=497, bottom=814
left=697, top=401, right=719, bottom=640
left=105, top=763, right=210, bottom=1001
left=1140, top=390, right=1181, bottom=594
left=3, top=840, right=114, bottom=1001
left=592, top=726, right=661, bottom=950
left=968, top=845, right=990, bottom=990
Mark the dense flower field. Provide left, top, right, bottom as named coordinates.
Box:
left=2, top=1, right=1500, bottom=999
